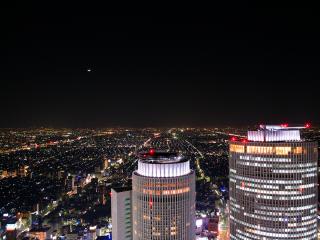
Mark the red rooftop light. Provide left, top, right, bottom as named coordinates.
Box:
left=149, top=149, right=155, bottom=156
left=305, top=123, right=311, bottom=128
left=242, top=139, right=248, bottom=143
left=280, top=123, right=289, bottom=128
left=231, top=137, right=237, bottom=141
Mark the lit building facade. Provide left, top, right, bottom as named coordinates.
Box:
left=132, top=151, right=195, bottom=240
left=111, top=187, right=132, bottom=240
left=229, top=125, right=318, bottom=240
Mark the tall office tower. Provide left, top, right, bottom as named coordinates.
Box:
left=111, top=187, right=133, bottom=240
left=132, top=151, right=196, bottom=240
left=229, top=124, right=318, bottom=240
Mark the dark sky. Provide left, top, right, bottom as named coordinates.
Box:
left=1, top=6, right=319, bottom=128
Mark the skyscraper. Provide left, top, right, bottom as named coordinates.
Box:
left=111, top=187, right=132, bottom=240
left=132, top=151, right=196, bottom=240
left=229, top=124, right=318, bottom=239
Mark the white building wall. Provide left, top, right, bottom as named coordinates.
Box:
left=111, top=189, right=132, bottom=240
left=132, top=168, right=195, bottom=240
left=137, top=161, right=191, bottom=177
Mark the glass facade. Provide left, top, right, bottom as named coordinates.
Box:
left=229, top=141, right=318, bottom=240
left=132, top=160, right=195, bottom=240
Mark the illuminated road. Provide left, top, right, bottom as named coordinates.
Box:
left=136, top=130, right=229, bottom=239
left=138, top=132, right=207, bottom=180
left=217, top=215, right=229, bottom=240
left=184, top=139, right=206, bottom=180
left=216, top=199, right=229, bottom=240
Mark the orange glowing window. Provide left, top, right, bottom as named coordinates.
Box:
left=247, top=146, right=273, bottom=154
left=162, top=187, right=190, bottom=195
left=275, top=147, right=291, bottom=155
left=230, top=144, right=245, bottom=153
left=143, top=215, right=150, bottom=220
left=143, top=187, right=190, bottom=196
left=143, top=189, right=155, bottom=195
left=292, top=147, right=303, bottom=154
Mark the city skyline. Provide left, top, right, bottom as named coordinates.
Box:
left=1, top=4, right=319, bottom=240
left=2, top=7, right=320, bottom=128
left=0, top=125, right=318, bottom=239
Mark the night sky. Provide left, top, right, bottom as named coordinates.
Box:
left=2, top=6, right=319, bottom=128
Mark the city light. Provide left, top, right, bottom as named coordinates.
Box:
left=196, top=219, right=203, bottom=228
left=149, top=148, right=155, bottom=155
left=0, top=125, right=317, bottom=240
left=241, top=138, right=248, bottom=143
left=1, top=6, right=318, bottom=239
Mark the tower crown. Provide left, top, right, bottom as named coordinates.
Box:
left=136, top=151, right=190, bottom=177
left=247, top=124, right=309, bottom=142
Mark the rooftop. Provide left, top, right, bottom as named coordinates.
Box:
left=259, top=123, right=310, bottom=130
left=29, top=226, right=50, bottom=232
left=247, top=124, right=310, bottom=142
left=139, top=150, right=186, bottom=164
left=112, top=186, right=132, bottom=193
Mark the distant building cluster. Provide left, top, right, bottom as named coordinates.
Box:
left=0, top=125, right=318, bottom=240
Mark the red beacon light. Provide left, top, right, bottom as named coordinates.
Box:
left=280, top=123, right=289, bottom=128
left=305, top=123, right=311, bottom=128
left=242, top=138, right=248, bottom=143
left=149, top=149, right=156, bottom=156
left=230, top=136, right=237, bottom=141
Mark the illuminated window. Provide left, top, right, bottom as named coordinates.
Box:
left=143, top=189, right=154, bottom=195
left=275, top=147, right=291, bottom=155
left=247, top=146, right=273, bottom=154
left=143, top=187, right=190, bottom=195
left=292, top=147, right=303, bottom=154
left=230, top=144, right=245, bottom=153
left=162, top=187, right=190, bottom=195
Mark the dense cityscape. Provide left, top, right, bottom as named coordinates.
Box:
left=2, top=6, right=320, bottom=240
left=0, top=126, right=319, bottom=239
